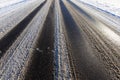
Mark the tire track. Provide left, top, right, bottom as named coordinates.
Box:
left=60, top=0, right=109, bottom=80
left=0, top=0, right=52, bottom=79
left=63, top=0, right=120, bottom=80
left=24, top=1, right=54, bottom=80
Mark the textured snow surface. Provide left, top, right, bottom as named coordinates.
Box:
left=0, top=0, right=42, bottom=39
left=76, top=0, right=120, bottom=17
left=0, top=0, right=48, bottom=79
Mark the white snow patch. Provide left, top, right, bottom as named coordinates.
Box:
left=75, top=0, right=120, bottom=17
left=0, top=0, right=25, bottom=8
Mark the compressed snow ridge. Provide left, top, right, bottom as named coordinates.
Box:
left=54, top=0, right=72, bottom=79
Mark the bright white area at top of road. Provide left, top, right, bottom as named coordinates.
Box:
left=78, top=0, right=120, bottom=8
left=75, top=0, right=120, bottom=17
left=0, top=0, right=26, bottom=8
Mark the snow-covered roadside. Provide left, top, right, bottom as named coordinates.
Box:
left=0, top=0, right=30, bottom=15
left=0, top=0, right=25, bottom=8
left=76, top=0, right=120, bottom=17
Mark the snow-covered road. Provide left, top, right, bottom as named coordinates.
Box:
left=0, top=0, right=120, bottom=80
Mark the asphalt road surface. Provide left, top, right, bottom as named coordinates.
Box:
left=0, top=0, right=120, bottom=80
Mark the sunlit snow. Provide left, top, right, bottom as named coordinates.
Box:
left=0, top=0, right=26, bottom=8
left=77, top=0, right=120, bottom=17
